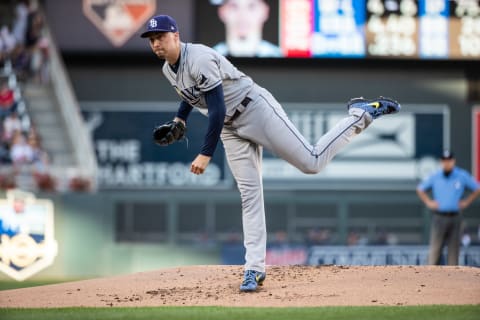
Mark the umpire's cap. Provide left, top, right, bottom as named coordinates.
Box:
left=440, top=150, right=455, bottom=160
left=140, top=15, right=178, bottom=38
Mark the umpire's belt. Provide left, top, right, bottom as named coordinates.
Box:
left=224, top=97, right=252, bottom=126
left=434, top=211, right=459, bottom=217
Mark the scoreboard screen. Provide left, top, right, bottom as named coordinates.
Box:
left=281, top=0, right=480, bottom=59
left=198, top=0, right=480, bottom=60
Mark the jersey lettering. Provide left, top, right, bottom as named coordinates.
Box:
left=174, top=85, right=201, bottom=106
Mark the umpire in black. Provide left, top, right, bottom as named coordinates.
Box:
left=416, top=150, right=480, bottom=265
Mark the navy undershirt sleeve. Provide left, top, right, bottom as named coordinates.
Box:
left=201, top=84, right=226, bottom=157
left=176, top=100, right=193, bottom=121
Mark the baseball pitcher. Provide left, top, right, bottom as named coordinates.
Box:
left=142, top=15, right=401, bottom=292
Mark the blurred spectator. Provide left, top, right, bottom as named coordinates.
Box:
left=11, top=44, right=29, bottom=80
left=69, top=176, right=92, bottom=192
left=28, top=132, right=49, bottom=173
left=373, top=227, right=388, bottom=245
left=305, top=227, right=332, bottom=246
left=0, top=126, right=10, bottom=163
left=347, top=231, right=359, bottom=246
left=32, top=171, right=56, bottom=192
left=25, top=7, right=49, bottom=83
left=7, top=0, right=30, bottom=79
left=347, top=230, right=368, bottom=246
left=2, top=111, right=22, bottom=142
left=386, top=233, right=399, bottom=245
left=12, top=0, right=30, bottom=46
left=25, top=6, right=42, bottom=49
left=372, top=227, right=398, bottom=245
left=271, top=230, right=288, bottom=246
left=0, top=171, right=16, bottom=189
left=0, top=25, right=17, bottom=59
left=0, top=144, right=9, bottom=163
left=9, top=130, right=33, bottom=165
left=461, top=232, right=471, bottom=247
left=2, top=111, right=22, bottom=139
left=0, top=80, right=17, bottom=118
left=29, top=127, right=54, bottom=191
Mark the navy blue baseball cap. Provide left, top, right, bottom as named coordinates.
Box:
left=440, top=150, right=455, bottom=160
left=140, top=15, right=178, bottom=38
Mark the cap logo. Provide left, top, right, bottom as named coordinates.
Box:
left=171, top=25, right=175, bottom=30
left=149, top=18, right=157, bottom=28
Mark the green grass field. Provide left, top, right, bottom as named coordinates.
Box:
left=0, top=305, right=479, bottom=320
left=0, top=280, right=75, bottom=291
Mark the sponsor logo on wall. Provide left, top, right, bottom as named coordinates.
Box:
left=83, top=0, right=156, bottom=47
left=0, top=190, right=58, bottom=281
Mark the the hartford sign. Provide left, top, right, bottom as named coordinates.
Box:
left=0, top=190, right=58, bottom=281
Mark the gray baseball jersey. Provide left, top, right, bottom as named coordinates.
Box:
left=162, top=43, right=253, bottom=118
left=163, top=42, right=373, bottom=273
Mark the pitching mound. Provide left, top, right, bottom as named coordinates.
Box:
left=0, top=265, right=479, bottom=308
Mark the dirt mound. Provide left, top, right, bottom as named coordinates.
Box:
left=0, top=265, right=479, bottom=308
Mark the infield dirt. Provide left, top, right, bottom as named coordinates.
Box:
left=0, top=265, right=479, bottom=308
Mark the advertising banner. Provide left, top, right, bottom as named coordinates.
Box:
left=82, top=102, right=232, bottom=189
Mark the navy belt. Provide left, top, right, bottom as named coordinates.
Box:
left=434, top=211, right=459, bottom=217
left=224, top=97, right=252, bottom=126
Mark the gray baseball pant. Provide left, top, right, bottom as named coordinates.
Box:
left=221, top=85, right=373, bottom=272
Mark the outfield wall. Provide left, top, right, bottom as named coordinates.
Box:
left=0, top=191, right=479, bottom=281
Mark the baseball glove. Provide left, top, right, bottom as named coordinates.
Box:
left=153, top=120, right=187, bottom=146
